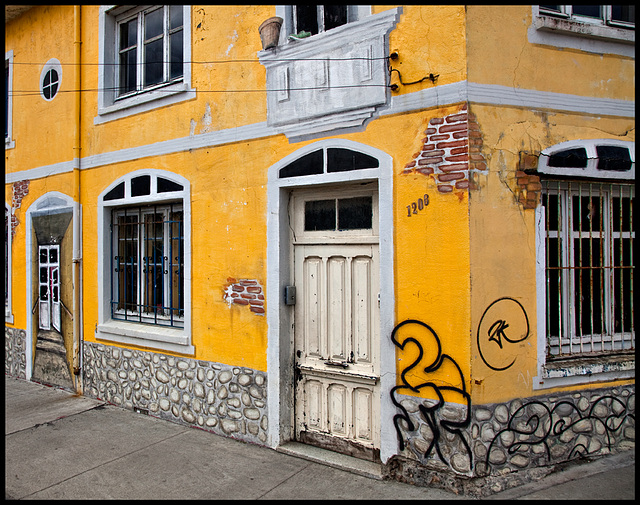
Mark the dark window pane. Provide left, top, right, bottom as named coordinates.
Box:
left=596, top=146, right=632, bottom=172
left=40, top=266, right=48, bottom=283
left=548, top=147, right=588, bottom=168
left=279, top=150, right=324, bottom=178
left=338, top=196, right=372, bottom=230
left=305, top=199, right=335, bottom=231
left=144, top=39, right=163, bottom=86
left=572, top=5, right=602, bottom=19
left=157, top=177, right=183, bottom=193
left=540, top=5, right=561, bottom=12
left=120, top=19, right=137, bottom=50
left=40, top=285, right=48, bottom=300
left=104, top=182, right=125, bottom=201
left=327, top=148, right=379, bottom=172
left=170, top=5, right=183, bottom=30
left=572, top=195, right=601, bottom=232
left=612, top=196, right=632, bottom=232
left=131, top=175, right=151, bottom=196
left=170, top=31, right=183, bottom=80
left=611, top=5, right=634, bottom=23
left=144, top=8, right=163, bottom=40
left=296, top=5, right=318, bottom=35
left=49, top=248, right=57, bottom=263
left=324, top=5, right=348, bottom=30
left=119, top=50, right=137, bottom=94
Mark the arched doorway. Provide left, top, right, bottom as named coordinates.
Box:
left=265, top=140, right=396, bottom=462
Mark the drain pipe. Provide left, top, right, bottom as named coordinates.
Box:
left=72, top=5, right=83, bottom=393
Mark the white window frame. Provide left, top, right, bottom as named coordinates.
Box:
left=5, top=203, right=13, bottom=323
left=6, top=50, right=15, bottom=149
left=97, top=170, right=193, bottom=354
left=529, top=6, right=634, bottom=57
left=534, top=140, right=635, bottom=389
left=40, top=58, right=62, bottom=102
left=278, top=5, right=371, bottom=44
left=96, top=5, right=194, bottom=125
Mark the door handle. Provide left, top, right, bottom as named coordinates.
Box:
left=324, top=360, right=349, bottom=368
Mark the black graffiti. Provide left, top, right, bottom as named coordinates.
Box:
left=390, top=319, right=473, bottom=469
left=477, top=297, right=530, bottom=371
left=482, top=394, right=635, bottom=474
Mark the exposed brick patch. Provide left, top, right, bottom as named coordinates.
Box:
left=403, top=104, right=487, bottom=193
left=224, top=278, right=265, bottom=315
left=515, top=152, right=541, bottom=210
left=10, top=180, right=30, bottom=238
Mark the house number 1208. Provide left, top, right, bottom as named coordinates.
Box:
left=406, top=194, right=429, bottom=217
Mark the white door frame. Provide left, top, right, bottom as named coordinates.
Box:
left=265, top=139, right=397, bottom=464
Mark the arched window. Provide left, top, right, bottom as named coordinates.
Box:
left=279, top=147, right=379, bottom=179
left=97, top=170, right=192, bottom=354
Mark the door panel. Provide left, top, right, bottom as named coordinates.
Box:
left=294, top=242, right=380, bottom=456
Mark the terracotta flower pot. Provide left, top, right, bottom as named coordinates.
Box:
left=258, top=17, right=283, bottom=50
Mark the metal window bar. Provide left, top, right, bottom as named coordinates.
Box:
left=544, top=180, right=634, bottom=358
left=112, top=204, right=184, bottom=328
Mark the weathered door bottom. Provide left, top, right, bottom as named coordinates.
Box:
left=299, top=430, right=381, bottom=463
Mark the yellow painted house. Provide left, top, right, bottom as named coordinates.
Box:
left=5, top=5, right=635, bottom=494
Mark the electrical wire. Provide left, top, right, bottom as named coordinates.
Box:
left=8, top=82, right=394, bottom=97
left=8, top=56, right=394, bottom=66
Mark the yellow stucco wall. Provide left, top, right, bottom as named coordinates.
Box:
left=466, top=5, right=635, bottom=100
left=6, top=5, right=634, bottom=403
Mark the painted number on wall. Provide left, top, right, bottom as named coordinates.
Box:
left=406, top=194, right=429, bottom=217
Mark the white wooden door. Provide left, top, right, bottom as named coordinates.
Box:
left=292, top=186, right=380, bottom=460
left=38, top=245, right=61, bottom=332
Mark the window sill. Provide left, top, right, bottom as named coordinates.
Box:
left=534, top=352, right=635, bottom=389
left=534, top=14, right=635, bottom=44
left=95, top=82, right=196, bottom=125
left=5, top=138, right=15, bottom=150
left=97, top=320, right=194, bottom=355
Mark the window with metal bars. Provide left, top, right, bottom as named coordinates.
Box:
left=542, top=180, right=634, bottom=358
left=111, top=204, right=184, bottom=327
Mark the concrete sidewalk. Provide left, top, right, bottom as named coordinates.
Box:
left=5, top=376, right=635, bottom=500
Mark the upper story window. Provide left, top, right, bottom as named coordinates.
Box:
left=116, top=5, right=183, bottom=98
left=539, top=5, right=635, bottom=28
left=530, top=6, right=634, bottom=56
left=292, top=5, right=350, bottom=36
left=40, top=59, right=62, bottom=101
left=5, top=50, right=14, bottom=149
left=258, top=6, right=401, bottom=142
left=97, top=5, right=194, bottom=124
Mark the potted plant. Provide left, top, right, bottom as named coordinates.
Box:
left=258, top=16, right=283, bottom=50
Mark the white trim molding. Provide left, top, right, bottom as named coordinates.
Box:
left=5, top=50, right=15, bottom=150
left=6, top=83, right=635, bottom=183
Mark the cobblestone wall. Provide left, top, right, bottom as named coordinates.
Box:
left=83, top=342, right=268, bottom=444
left=386, top=385, right=635, bottom=496
left=5, top=327, right=27, bottom=379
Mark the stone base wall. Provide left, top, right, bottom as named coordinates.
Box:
left=83, top=342, right=268, bottom=445
left=385, top=385, right=635, bottom=496
left=5, top=326, right=27, bottom=379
